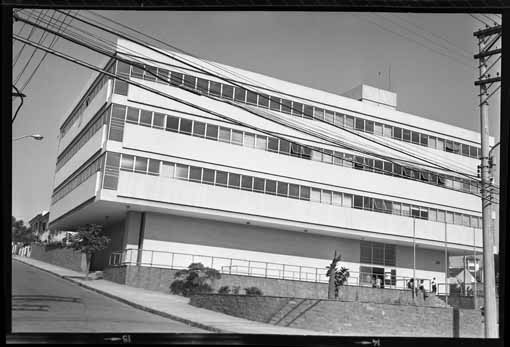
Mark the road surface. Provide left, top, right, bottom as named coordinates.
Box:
left=11, top=260, right=208, bottom=333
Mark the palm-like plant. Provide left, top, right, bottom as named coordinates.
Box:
left=326, top=251, right=350, bottom=299
left=68, top=224, right=109, bottom=280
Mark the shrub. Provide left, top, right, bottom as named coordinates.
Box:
left=244, top=286, right=263, bottom=296
left=218, top=285, right=231, bottom=294
left=231, top=285, right=241, bottom=294
left=170, top=262, right=221, bottom=297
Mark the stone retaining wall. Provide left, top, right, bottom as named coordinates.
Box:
left=29, top=243, right=84, bottom=273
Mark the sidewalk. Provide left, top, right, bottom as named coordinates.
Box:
left=12, top=256, right=330, bottom=335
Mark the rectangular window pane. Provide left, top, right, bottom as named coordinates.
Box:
left=353, top=195, right=363, bottom=209
left=234, top=87, right=246, bottom=102
left=300, top=186, right=310, bottom=200
left=241, top=176, right=253, bottom=191
left=253, top=177, right=265, bottom=192
left=282, top=99, right=292, bottom=114
left=333, top=151, right=343, bottom=165
left=203, top=168, right=215, bottom=185
left=411, top=131, right=420, bottom=144
left=258, top=93, right=269, bottom=108
left=322, top=190, right=332, bottom=204
left=113, top=80, right=129, bottom=96
left=313, top=108, right=324, bottom=121
left=311, top=188, right=321, bottom=202
left=411, top=206, right=420, bottom=218
left=289, top=184, right=300, bottom=199
left=183, top=74, right=196, bottom=89
left=231, top=130, right=243, bottom=145
left=131, top=65, right=144, bottom=78
left=120, top=154, right=134, bottom=171
left=215, top=171, right=228, bottom=186
left=277, top=182, right=288, bottom=196
left=332, top=192, right=342, bottom=205
left=428, top=136, right=436, bottom=149
left=355, top=118, right=364, bottom=131
left=166, top=115, right=179, bottom=132
left=342, top=194, right=352, bottom=207
left=323, top=149, right=333, bottom=163
left=268, top=137, right=279, bottom=152
left=461, top=144, right=470, bottom=156
left=403, top=129, right=411, bottom=142
left=219, top=127, right=231, bottom=143
left=393, top=127, right=402, bottom=140
left=206, top=124, right=218, bottom=140
left=180, top=118, right=193, bottom=135
left=161, top=162, right=175, bottom=178
left=193, top=121, right=206, bottom=137
left=244, top=133, right=255, bottom=148
left=143, top=65, right=157, bottom=81
left=222, top=84, right=234, bottom=99
left=392, top=202, right=401, bottom=215
left=429, top=208, right=437, bottom=221
left=452, top=142, right=461, bottom=154
left=112, top=104, right=127, bottom=120
left=469, top=146, right=478, bottom=158
left=148, top=159, right=160, bottom=175
left=126, top=107, right=140, bottom=124
left=153, top=113, right=165, bottom=129
left=292, top=102, right=303, bottom=116
left=270, top=96, right=281, bottom=111
left=279, top=140, right=291, bottom=155
left=325, top=110, right=334, bottom=123
left=197, top=78, right=209, bottom=94
left=334, top=113, right=344, bottom=127
left=170, top=71, right=183, bottom=85
left=256, top=135, right=267, bottom=150
left=246, top=90, right=258, bottom=105
left=209, top=81, right=221, bottom=97
left=189, top=166, right=202, bottom=182
left=374, top=123, right=383, bottom=136
left=303, top=105, right=313, bottom=119
left=265, top=180, right=276, bottom=195
left=383, top=125, right=392, bottom=138
left=228, top=173, right=240, bottom=188
left=402, top=204, right=410, bottom=216
left=345, top=116, right=354, bottom=129
left=365, top=120, right=374, bottom=133
left=437, top=138, right=445, bottom=151
left=135, top=157, right=148, bottom=173
left=446, top=211, right=454, bottom=224
left=116, top=61, right=131, bottom=77
left=420, top=134, right=428, bottom=146
left=140, top=110, right=152, bottom=127
left=157, top=68, right=169, bottom=83
left=175, top=164, right=189, bottom=180
left=437, top=210, right=446, bottom=222
left=311, top=149, right=322, bottom=162
left=301, top=147, right=312, bottom=160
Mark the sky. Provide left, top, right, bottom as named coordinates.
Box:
left=11, top=10, right=501, bottom=223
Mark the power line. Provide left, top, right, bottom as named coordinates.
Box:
left=12, top=85, right=25, bottom=124
left=469, top=14, right=489, bottom=27
left=12, top=9, right=47, bottom=67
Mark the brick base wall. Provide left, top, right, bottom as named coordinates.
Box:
left=29, top=244, right=83, bottom=273
left=190, top=294, right=484, bottom=337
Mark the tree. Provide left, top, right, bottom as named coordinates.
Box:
left=170, top=262, right=221, bottom=297
left=326, top=251, right=350, bottom=299
left=12, top=216, right=37, bottom=245
left=67, top=224, right=110, bottom=280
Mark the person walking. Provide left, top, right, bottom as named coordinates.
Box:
left=431, top=277, right=437, bottom=294
left=419, top=279, right=427, bottom=299
left=375, top=276, right=382, bottom=288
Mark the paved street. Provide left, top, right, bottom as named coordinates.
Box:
left=11, top=260, right=208, bottom=333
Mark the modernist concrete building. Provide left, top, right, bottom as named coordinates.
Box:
left=48, top=39, right=490, bottom=292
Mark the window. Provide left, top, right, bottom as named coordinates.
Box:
left=364, top=158, right=374, bottom=172
left=135, top=157, right=148, bottom=173
left=166, top=115, right=179, bottom=132
left=461, top=144, right=470, bottom=157
left=383, top=162, right=392, bottom=175
left=355, top=118, right=364, bottom=131
left=161, top=162, right=175, bottom=178
left=374, top=160, right=383, bottom=173
left=268, top=137, right=279, bottom=152
left=311, top=188, right=321, bottom=202
left=363, top=197, right=373, bottom=210
left=183, top=74, right=196, bottom=89
left=445, top=140, right=454, bottom=153
left=120, top=154, right=134, bottom=171
left=209, top=81, right=221, bottom=97
left=345, top=116, right=354, bottom=129
left=453, top=179, right=462, bottom=190
left=256, top=135, right=267, bottom=150
left=403, top=129, right=411, bottom=142
left=469, top=146, right=478, bottom=158
left=180, top=118, right=193, bottom=135
left=148, top=159, right=160, bottom=175
left=365, top=120, right=374, bottom=134
left=193, top=121, right=206, bottom=137
left=140, top=110, right=152, bottom=127
left=471, top=216, right=479, bottom=228
left=411, top=206, right=420, bottom=218
left=215, top=171, right=228, bottom=186
left=157, top=68, right=169, bottom=83
left=322, top=190, right=332, bottom=204
left=279, top=140, right=291, bottom=155
left=265, top=180, right=277, bottom=195
left=353, top=195, right=363, bottom=209
left=277, top=182, right=289, bottom=197
left=342, top=193, right=352, bottom=207
left=203, top=169, right=215, bottom=185
left=289, top=184, right=300, bottom=199
left=402, top=204, right=410, bottom=216
left=126, top=107, right=140, bottom=124
left=333, top=151, right=343, bottom=165
left=244, top=133, right=255, bottom=148
left=429, top=208, right=437, bottom=221
left=291, top=143, right=302, bottom=157
left=189, top=166, right=202, bottom=182
left=303, top=105, right=313, bottom=119
left=446, top=211, right=454, bottom=224
left=246, top=90, right=258, bottom=105
left=270, top=96, right=281, bottom=111
left=234, top=87, right=246, bottom=102
left=420, top=208, right=428, bottom=220
left=231, top=130, right=243, bottom=145
left=300, top=186, right=310, bottom=200
left=311, top=149, right=322, bottom=162
left=325, top=110, right=334, bottom=123
left=462, top=214, right=470, bottom=226
left=241, top=176, right=253, bottom=191
left=393, top=127, right=402, bottom=140
left=374, top=123, right=383, bottom=136
left=253, top=177, right=265, bottom=192
left=302, top=147, right=312, bottom=160
left=292, top=101, right=303, bottom=116
left=206, top=124, right=219, bottom=140
left=175, top=164, right=189, bottom=180
left=452, top=142, right=461, bottom=154
left=106, top=152, right=121, bottom=168
left=437, top=138, right=445, bottom=151
left=437, top=210, right=446, bottom=222
left=197, top=78, right=209, bottom=94
left=313, top=108, right=324, bottom=120
left=259, top=94, right=269, bottom=108
left=354, top=156, right=364, bottom=170
left=222, top=84, right=234, bottom=99
left=428, top=136, right=436, bottom=149
left=334, top=113, right=344, bottom=126
left=420, top=134, right=428, bottom=146
left=219, top=127, right=231, bottom=143
left=116, top=61, right=131, bottom=77
left=153, top=113, right=165, bottom=129
left=392, top=202, right=401, bottom=215
left=131, top=66, right=144, bottom=79
left=323, top=149, right=333, bottom=163
left=112, top=104, right=126, bottom=120
left=411, top=131, right=420, bottom=144
left=170, top=71, right=183, bottom=85
left=332, top=192, right=342, bottom=205
left=282, top=99, right=292, bottom=114
left=383, top=125, right=392, bottom=138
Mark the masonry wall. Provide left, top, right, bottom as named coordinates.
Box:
left=29, top=243, right=83, bottom=273
left=190, top=294, right=483, bottom=337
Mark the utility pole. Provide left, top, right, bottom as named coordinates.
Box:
left=474, top=23, right=501, bottom=339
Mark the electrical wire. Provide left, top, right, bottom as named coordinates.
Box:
left=12, top=9, right=47, bottom=67
left=12, top=85, right=24, bottom=124
left=470, top=14, right=489, bottom=27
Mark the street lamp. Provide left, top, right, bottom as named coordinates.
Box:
left=12, top=134, right=44, bottom=142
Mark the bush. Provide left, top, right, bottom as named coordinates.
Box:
left=170, top=262, right=221, bottom=297
left=244, top=286, right=263, bottom=296
left=231, top=286, right=241, bottom=294
left=218, top=285, right=231, bottom=294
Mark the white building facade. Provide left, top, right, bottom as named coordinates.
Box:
left=49, top=39, right=487, bottom=292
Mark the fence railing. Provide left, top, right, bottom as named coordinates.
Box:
left=108, top=248, right=478, bottom=295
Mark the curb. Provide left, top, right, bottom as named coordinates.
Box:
left=12, top=257, right=225, bottom=333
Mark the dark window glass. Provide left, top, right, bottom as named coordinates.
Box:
left=228, top=173, right=240, bottom=188
left=258, top=93, right=269, bottom=108
left=469, top=146, right=478, bottom=158
left=203, top=169, right=215, bottom=184
left=113, top=80, right=128, bottom=96
left=277, top=182, right=288, bottom=196
left=384, top=245, right=396, bottom=266
left=325, top=110, right=334, bottom=124
left=420, top=209, right=429, bottom=219
left=219, top=127, right=231, bottom=142
left=170, top=71, right=183, bottom=86
left=206, top=124, right=218, bottom=140
left=355, top=118, right=364, bottom=131
left=411, top=206, right=420, bottom=218
left=126, top=107, right=139, bottom=124
left=360, top=242, right=372, bottom=264
left=106, top=152, right=121, bottom=168
left=372, top=243, right=384, bottom=265
left=215, top=171, right=228, bottom=186
left=353, top=195, right=363, bottom=209
left=222, top=84, right=234, bottom=99
left=373, top=199, right=383, bottom=212
left=234, top=87, right=246, bottom=102
left=292, top=102, right=303, bottom=116
left=209, top=81, right=221, bottom=97
left=253, top=177, right=265, bottom=192
left=383, top=162, right=392, bottom=175
left=193, top=121, right=206, bottom=137
left=112, top=104, right=126, bottom=120
left=364, top=158, right=374, bottom=171
left=301, top=147, right=312, bottom=160
left=197, top=78, right=209, bottom=94
left=393, top=127, right=402, bottom=140
left=452, top=142, right=461, bottom=154
left=144, top=65, right=157, bottom=81
left=153, top=113, right=165, bottom=129
left=246, top=90, right=258, bottom=105
left=393, top=163, right=402, bottom=177
left=279, top=140, right=291, bottom=155
left=265, top=180, right=277, bottom=195
left=289, top=184, right=300, bottom=198
left=303, top=105, right=313, bottom=119
left=166, top=115, right=179, bottom=132
left=374, top=160, right=383, bottom=173
left=403, top=129, right=411, bottom=142
left=365, top=120, right=374, bottom=133
left=445, top=140, right=454, bottom=152
left=323, top=149, right=333, bottom=163
left=116, top=61, right=131, bottom=77
left=103, top=175, right=118, bottom=190
left=363, top=197, right=373, bottom=210
left=300, top=186, right=310, bottom=200
left=180, top=118, right=193, bottom=135
left=241, top=176, right=253, bottom=191
left=120, top=154, right=134, bottom=171
left=438, top=175, right=445, bottom=186
left=183, top=74, right=196, bottom=89
left=270, top=96, right=281, bottom=111
left=189, top=166, right=202, bottom=182
left=148, top=159, right=160, bottom=175
left=268, top=137, right=279, bottom=152
left=157, top=68, right=169, bottom=83
left=231, top=130, right=243, bottom=145
left=131, top=65, right=144, bottom=78
left=461, top=144, right=470, bottom=156
left=291, top=143, right=301, bottom=157
left=354, top=156, right=364, bottom=170
left=282, top=99, right=292, bottom=114
left=135, top=157, right=148, bottom=173
left=420, top=134, right=428, bottom=146
left=140, top=110, right=152, bottom=127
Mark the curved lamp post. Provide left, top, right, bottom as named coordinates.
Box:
left=12, top=134, right=44, bottom=142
